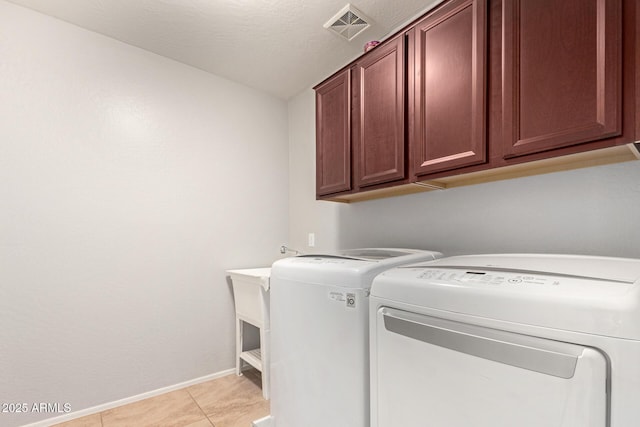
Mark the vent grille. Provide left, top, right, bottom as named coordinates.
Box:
left=324, top=4, right=371, bottom=41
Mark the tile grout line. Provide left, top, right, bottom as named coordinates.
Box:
left=185, top=387, right=215, bottom=427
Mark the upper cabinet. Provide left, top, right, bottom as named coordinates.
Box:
left=315, top=34, right=409, bottom=199
left=352, top=34, right=406, bottom=188
left=411, top=0, right=487, bottom=177
left=314, top=0, right=639, bottom=202
left=501, top=0, right=622, bottom=158
left=315, top=69, right=351, bottom=196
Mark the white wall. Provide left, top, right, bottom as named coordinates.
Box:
left=288, top=88, right=640, bottom=259
left=0, top=2, right=288, bottom=426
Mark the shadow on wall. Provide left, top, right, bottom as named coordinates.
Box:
left=335, top=161, right=640, bottom=258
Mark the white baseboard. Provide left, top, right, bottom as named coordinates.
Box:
left=23, top=368, right=236, bottom=427
left=252, top=415, right=273, bottom=427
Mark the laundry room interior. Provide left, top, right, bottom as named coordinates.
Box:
left=2, top=0, right=640, bottom=426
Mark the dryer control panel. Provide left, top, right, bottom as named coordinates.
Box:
left=417, top=269, right=562, bottom=287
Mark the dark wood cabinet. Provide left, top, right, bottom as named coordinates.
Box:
left=314, top=35, right=408, bottom=199
left=315, top=69, right=351, bottom=196
left=352, top=35, right=406, bottom=188
left=501, top=0, right=622, bottom=158
left=411, top=0, right=487, bottom=176
left=314, top=0, right=638, bottom=202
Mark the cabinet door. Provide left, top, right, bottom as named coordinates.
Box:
left=412, top=0, right=487, bottom=177
left=353, top=35, right=406, bottom=188
left=502, top=0, right=622, bottom=158
left=315, top=69, right=351, bottom=196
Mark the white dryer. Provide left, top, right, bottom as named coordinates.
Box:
left=269, top=248, right=442, bottom=427
left=370, top=254, right=640, bottom=427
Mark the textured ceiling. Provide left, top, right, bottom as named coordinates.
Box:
left=6, top=0, right=443, bottom=99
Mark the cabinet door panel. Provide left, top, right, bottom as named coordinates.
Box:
left=354, top=36, right=406, bottom=188
left=316, top=70, right=351, bottom=196
left=502, top=0, right=622, bottom=158
left=412, top=0, right=487, bottom=176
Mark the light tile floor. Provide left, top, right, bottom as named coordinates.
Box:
left=53, top=369, right=269, bottom=427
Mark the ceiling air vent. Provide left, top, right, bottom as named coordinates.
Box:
left=324, top=4, right=372, bottom=41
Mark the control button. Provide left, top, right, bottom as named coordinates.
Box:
left=508, top=278, right=522, bottom=284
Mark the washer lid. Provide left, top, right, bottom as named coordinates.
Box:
left=372, top=254, right=640, bottom=339
left=297, top=248, right=434, bottom=261
left=271, top=248, right=442, bottom=289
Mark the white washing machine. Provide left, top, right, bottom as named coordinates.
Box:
left=269, top=248, right=442, bottom=427
left=370, top=254, right=640, bottom=427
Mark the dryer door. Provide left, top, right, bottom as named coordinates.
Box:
left=372, top=308, right=609, bottom=427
